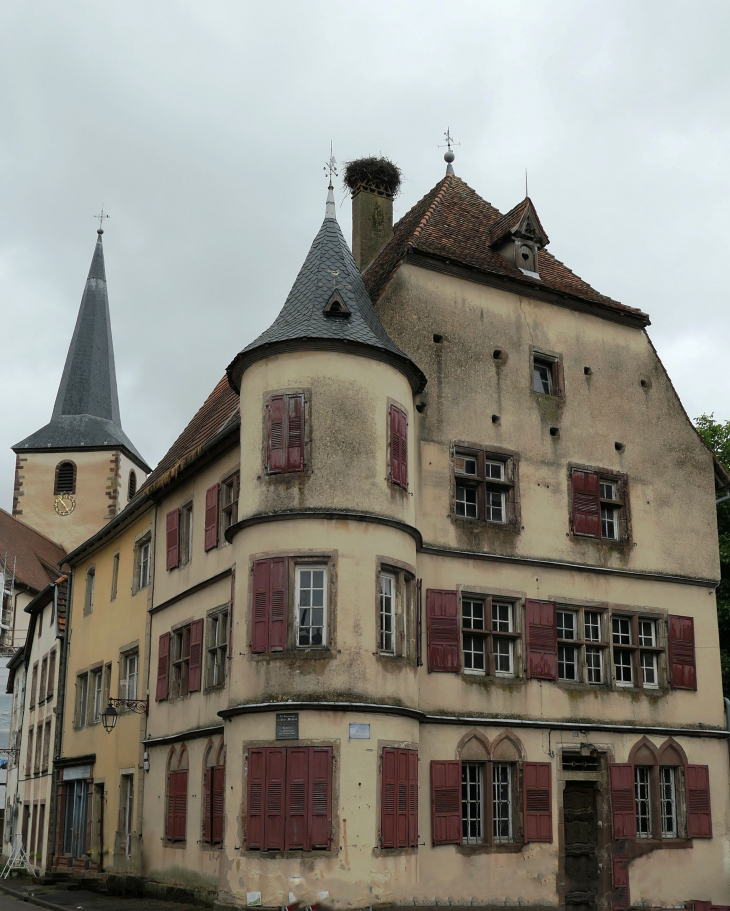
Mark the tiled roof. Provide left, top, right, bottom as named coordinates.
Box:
left=13, top=232, right=150, bottom=471
left=142, top=377, right=240, bottom=492
left=227, top=189, right=426, bottom=393
left=363, top=174, right=649, bottom=325
left=0, top=510, right=65, bottom=593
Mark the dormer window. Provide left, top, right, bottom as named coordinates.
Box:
left=489, top=199, right=549, bottom=280
left=323, top=291, right=350, bottom=318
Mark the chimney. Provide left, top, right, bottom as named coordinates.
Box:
left=343, top=157, right=401, bottom=272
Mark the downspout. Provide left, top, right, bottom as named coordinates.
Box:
left=724, top=697, right=730, bottom=766
left=49, top=574, right=72, bottom=871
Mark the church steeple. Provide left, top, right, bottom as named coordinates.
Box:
left=14, top=229, right=149, bottom=471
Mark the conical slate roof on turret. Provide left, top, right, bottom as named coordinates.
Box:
left=227, top=187, right=426, bottom=393
left=13, top=231, right=151, bottom=472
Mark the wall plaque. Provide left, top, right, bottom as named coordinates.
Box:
left=276, top=712, right=299, bottom=740
left=349, top=723, right=370, bottom=740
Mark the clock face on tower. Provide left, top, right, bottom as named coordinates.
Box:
left=54, top=495, right=76, bottom=517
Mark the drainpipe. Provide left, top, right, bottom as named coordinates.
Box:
left=716, top=492, right=730, bottom=506
left=49, top=574, right=72, bottom=871
left=724, top=698, right=730, bottom=765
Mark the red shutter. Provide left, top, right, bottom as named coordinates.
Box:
left=525, top=599, right=558, bottom=680
left=264, top=747, right=286, bottom=851
left=286, top=394, right=304, bottom=472
left=686, top=764, right=712, bottom=837
left=609, top=764, right=636, bottom=839
left=212, top=765, right=225, bottom=845
left=571, top=469, right=601, bottom=538
left=247, top=748, right=265, bottom=849
left=188, top=618, right=203, bottom=692
left=397, top=749, right=410, bottom=848
left=426, top=589, right=461, bottom=673
left=431, top=760, right=461, bottom=845
left=416, top=579, right=423, bottom=667
left=408, top=748, right=418, bottom=848
left=285, top=747, right=309, bottom=850
left=390, top=405, right=401, bottom=486
left=268, top=395, right=286, bottom=474
left=203, top=766, right=212, bottom=844
left=398, top=407, right=408, bottom=488
left=204, top=484, right=219, bottom=551
left=252, top=560, right=271, bottom=654
left=166, top=509, right=180, bottom=570
left=669, top=615, right=697, bottom=690
left=612, top=855, right=630, bottom=911
left=308, top=746, right=333, bottom=850
left=156, top=633, right=170, bottom=702
left=166, top=771, right=176, bottom=840
left=523, top=762, right=552, bottom=842
left=693, top=904, right=712, bottom=911
left=270, top=557, right=288, bottom=651
left=381, top=747, right=397, bottom=848
left=170, top=770, right=187, bottom=841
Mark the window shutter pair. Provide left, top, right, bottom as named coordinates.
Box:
left=166, top=509, right=180, bottom=570
left=430, top=760, right=552, bottom=846
left=668, top=615, right=697, bottom=690
left=252, top=558, right=288, bottom=653
left=426, top=589, right=460, bottom=673
left=267, top=394, right=305, bottom=474
left=156, top=632, right=170, bottom=701
left=525, top=599, right=558, bottom=680
left=204, top=765, right=225, bottom=844
left=205, top=484, right=219, bottom=551
left=571, top=468, right=601, bottom=538
left=167, top=769, right=188, bottom=841
left=247, top=746, right=333, bottom=851
left=609, top=762, right=711, bottom=839
left=389, top=405, right=408, bottom=489
left=188, top=619, right=204, bottom=692
left=381, top=748, right=418, bottom=848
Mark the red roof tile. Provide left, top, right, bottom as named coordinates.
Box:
left=0, top=510, right=65, bottom=593
left=363, top=175, right=649, bottom=325
left=142, top=377, right=240, bottom=492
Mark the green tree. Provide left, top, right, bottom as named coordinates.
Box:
left=694, top=413, right=730, bottom=695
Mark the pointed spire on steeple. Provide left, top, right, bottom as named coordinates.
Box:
left=13, top=229, right=150, bottom=471
left=324, top=142, right=338, bottom=220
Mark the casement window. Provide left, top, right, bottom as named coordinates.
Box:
left=167, top=503, right=193, bottom=570
left=611, top=614, right=665, bottom=689
left=84, top=568, right=95, bottom=615
left=120, top=774, right=134, bottom=857
left=170, top=619, right=204, bottom=698
left=388, top=404, right=408, bottom=489
left=30, top=662, right=38, bottom=708
left=121, top=650, right=139, bottom=701
left=252, top=558, right=332, bottom=655
left=134, top=536, right=151, bottom=591
left=76, top=673, right=89, bottom=728
left=461, top=597, right=518, bottom=678
left=532, top=352, right=564, bottom=397
left=47, top=650, right=56, bottom=700
left=266, top=393, right=305, bottom=475
left=221, top=473, right=239, bottom=535
left=91, top=668, right=103, bottom=724
left=203, top=763, right=225, bottom=845
left=110, top=552, right=120, bottom=601
left=432, top=759, right=551, bottom=847
left=247, top=746, right=333, bottom=851
left=42, top=720, right=51, bottom=773
left=611, top=760, right=711, bottom=841
left=180, top=503, right=193, bottom=565
left=380, top=748, right=418, bottom=849
left=206, top=609, right=228, bottom=688
left=453, top=447, right=518, bottom=525
left=556, top=607, right=609, bottom=685
left=570, top=468, right=627, bottom=540
left=378, top=567, right=416, bottom=660
left=156, top=633, right=170, bottom=701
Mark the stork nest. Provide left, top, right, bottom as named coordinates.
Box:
left=343, top=156, right=402, bottom=198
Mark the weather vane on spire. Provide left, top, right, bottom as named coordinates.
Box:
left=93, top=205, right=110, bottom=234
left=324, top=141, right=338, bottom=186
left=439, top=128, right=459, bottom=174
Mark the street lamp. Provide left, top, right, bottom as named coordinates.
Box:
left=101, top=702, right=118, bottom=733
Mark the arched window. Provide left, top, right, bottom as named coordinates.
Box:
left=166, top=746, right=188, bottom=843
left=202, top=739, right=225, bottom=846
left=54, top=461, right=76, bottom=495
left=128, top=470, right=137, bottom=500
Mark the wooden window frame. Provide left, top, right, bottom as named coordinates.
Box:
left=83, top=568, right=95, bottom=616
left=387, top=401, right=409, bottom=490
left=530, top=348, right=565, bottom=398
left=132, top=532, right=152, bottom=594
left=75, top=672, right=89, bottom=730
left=376, top=559, right=416, bottom=663
left=171, top=624, right=192, bottom=699
left=119, top=648, right=139, bottom=703
left=205, top=607, right=229, bottom=690
left=610, top=610, right=667, bottom=692
left=555, top=605, right=610, bottom=686
left=220, top=473, right=240, bottom=538
left=569, top=463, right=631, bottom=543
left=460, top=594, right=521, bottom=680
left=452, top=443, right=521, bottom=529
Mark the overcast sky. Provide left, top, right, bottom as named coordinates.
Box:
left=1, top=1, right=728, bottom=510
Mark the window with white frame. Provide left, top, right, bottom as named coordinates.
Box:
left=295, top=565, right=327, bottom=648
left=135, top=535, right=151, bottom=592
left=462, top=597, right=516, bottom=678
left=453, top=447, right=517, bottom=526
left=639, top=620, right=659, bottom=688
left=121, top=651, right=139, bottom=701
left=599, top=479, right=621, bottom=540
left=462, top=762, right=484, bottom=844
left=557, top=610, right=578, bottom=681
left=660, top=767, right=677, bottom=838
left=171, top=625, right=191, bottom=697
left=220, top=473, right=239, bottom=535
left=612, top=614, right=664, bottom=689
left=612, top=616, right=633, bottom=686
left=635, top=766, right=652, bottom=837
left=379, top=573, right=396, bottom=655
left=84, top=568, right=95, bottom=616
left=492, top=763, right=512, bottom=843
left=206, top=609, right=228, bottom=688
left=554, top=607, right=609, bottom=685
left=76, top=673, right=89, bottom=728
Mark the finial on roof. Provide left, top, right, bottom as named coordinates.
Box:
left=324, top=142, right=338, bottom=220
left=94, top=205, right=109, bottom=236
left=439, top=128, right=459, bottom=175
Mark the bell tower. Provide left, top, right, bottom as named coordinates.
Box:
left=11, top=227, right=150, bottom=551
